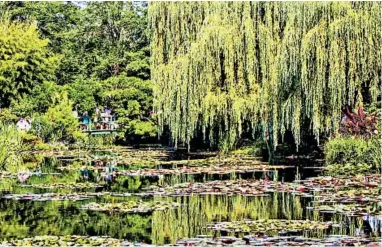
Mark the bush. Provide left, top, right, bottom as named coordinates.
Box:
left=0, top=123, right=22, bottom=171
left=326, top=163, right=372, bottom=176
left=34, top=142, right=53, bottom=151
left=45, top=93, right=78, bottom=141
left=20, top=132, right=42, bottom=150
left=87, top=135, right=116, bottom=147
left=231, top=140, right=267, bottom=156
left=325, top=137, right=380, bottom=172
left=72, top=131, right=88, bottom=144
left=340, top=106, right=378, bottom=138
left=31, top=93, right=79, bottom=143
left=0, top=108, right=18, bottom=123
left=20, top=132, right=40, bottom=144
left=31, top=115, right=55, bottom=142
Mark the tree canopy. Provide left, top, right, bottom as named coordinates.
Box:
left=0, top=18, right=58, bottom=108
left=149, top=2, right=381, bottom=150
left=0, top=2, right=156, bottom=141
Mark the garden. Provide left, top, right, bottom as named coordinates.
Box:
left=0, top=2, right=381, bottom=246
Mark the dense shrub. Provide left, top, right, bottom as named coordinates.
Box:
left=325, top=163, right=372, bottom=176
left=31, top=115, right=55, bottom=142
left=325, top=104, right=381, bottom=175
left=340, top=107, right=377, bottom=138
left=45, top=94, right=78, bottom=140
left=0, top=108, right=18, bottom=123
left=20, top=131, right=43, bottom=151
left=231, top=140, right=267, bottom=156
left=0, top=123, right=22, bottom=171
left=325, top=137, right=380, bottom=173
left=31, top=93, right=80, bottom=143
left=87, top=135, right=116, bottom=148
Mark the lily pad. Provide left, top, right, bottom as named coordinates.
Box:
left=81, top=200, right=180, bottom=213
left=207, top=219, right=334, bottom=234
left=19, top=182, right=103, bottom=190
left=0, top=235, right=147, bottom=247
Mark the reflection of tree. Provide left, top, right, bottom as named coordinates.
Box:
left=0, top=193, right=368, bottom=244
left=151, top=193, right=368, bottom=245
left=319, top=213, right=374, bottom=238
left=111, top=176, right=143, bottom=192
left=151, top=193, right=307, bottom=245
left=0, top=199, right=151, bottom=242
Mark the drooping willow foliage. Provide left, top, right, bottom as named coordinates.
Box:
left=149, top=2, right=381, bottom=150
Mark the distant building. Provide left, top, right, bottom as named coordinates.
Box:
left=16, top=118, right=31, bottom=131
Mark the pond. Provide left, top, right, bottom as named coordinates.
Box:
left=0, top=148, right=380, bottom=246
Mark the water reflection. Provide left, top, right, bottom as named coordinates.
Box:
left=151, top=194, right=308, bottom=245
left=0, top=198, right=152, bottom=242
left=0, top=191, right=379, bottom=244
left=0, top=154, right=380, bottom=245
left=151, top=194, right=379, bottom=245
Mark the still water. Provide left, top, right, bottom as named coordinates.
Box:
left=0, top=153, right=380, bottom=245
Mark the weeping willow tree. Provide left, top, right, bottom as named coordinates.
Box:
left=149, top=2, right=381, bottom=151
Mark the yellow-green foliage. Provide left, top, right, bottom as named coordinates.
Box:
left=45, top=93, right=78, bottom=139
left=231, top=141, right=266, bottom=156
left=149, top=2, right=381, bottom=150
left=31, top=93, right=79, bottom=142
left=0, top=123, right=22, bottom=171
left=0, top=108, right=17, bottom=123
left=325, top=137, right=381, bottom=171
left=0, top=16, right=59, bottom=107
left=326, top=163, right=373, bottom=176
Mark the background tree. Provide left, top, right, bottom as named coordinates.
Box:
left=65, top=2, right=155, bottom=141
left=149, top=2, right=381, bottom=151
left=0, top=17, right=59, bottom=108
left=100, top=75, right=156, bottom=142
left=0, top=1, right=82, bottom=85
left=0, top=2, right=155, bottom=143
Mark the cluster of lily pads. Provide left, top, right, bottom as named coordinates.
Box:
left=308, top=193, right=381, bottom=216
left=297, top=175, right=382, bottom=216
left=114, top=164, right=289, bottom=178
left=19, top=182, right=103, bottom=190
left=308, top=203, right=382, bottom=216
left=81, top=200, right=180, bottom=213
left=137, top=179, right=307, bottom=197
left=111, top=148, right=171, bottom=168
left=1, top=192, right=110, bottom=201
left=175, top=235, right=381, bottom=246
left=0, top=235, right=148, bottom=247
left=298, top=175, right=381, bottom=190
left=325, top=163, right=374, bottom=176
left=207, top=219, right=334, bottom=234
left=0, top=172, right=61, bottom=179
left=156, top=154, right=277, bottom=169
left=56, top=165, right=100, bottom=171
left=313, top=188, right=381, bottom=204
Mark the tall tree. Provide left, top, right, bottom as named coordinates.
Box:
left=149, top=2, right=381, bottom=150
left=0, top=2, right=82, bottom=84
left=79, top=1, right=149, bottom=79
left=68, top=2, right=155, bottom=140
left=0, top=17, right=58, bottom=107
left=1, top=2, right=156, bottom=141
